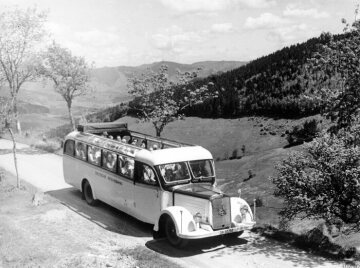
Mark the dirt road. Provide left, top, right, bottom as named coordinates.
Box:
left=0, top=138, right=343, bottom=268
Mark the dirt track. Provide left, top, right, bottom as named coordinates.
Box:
left=0, top=139, right=343, bottom=268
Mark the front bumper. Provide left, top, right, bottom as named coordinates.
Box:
left=178, top=221, right=256, bottom=239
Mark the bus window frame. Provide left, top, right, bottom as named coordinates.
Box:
left=64, top=139, right=75, bottom=156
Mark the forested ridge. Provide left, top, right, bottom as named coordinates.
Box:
left=183, top=33, right=343, bottom=119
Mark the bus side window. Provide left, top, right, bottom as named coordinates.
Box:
left=64, top=140, right=75, bottom=156
left=137, top=163, right=157, bottom=186
left=88, top=145, right=101, bottom=166
left=118, top=155, right=134, bottom=179
left=75, top=141, right=87, bottom=161
left=102, top=150, right=117, bottom=172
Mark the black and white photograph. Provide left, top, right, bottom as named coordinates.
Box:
left=0, top=0, right=360, bottom=267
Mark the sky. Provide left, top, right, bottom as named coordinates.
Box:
left=0, top=0, right=357, bottom=67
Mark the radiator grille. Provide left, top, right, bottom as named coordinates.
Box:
left=211, top=196, right=231, bottom=230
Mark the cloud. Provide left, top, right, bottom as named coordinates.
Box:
left=283, top=5, right=330, bottom=19
left=150, top=25, right=202, bottom=52
left=159, top=0, right=276, bottom=13
left=244, top=13, right=290, bottom=29
left=211, top=23, right=234, bottom=33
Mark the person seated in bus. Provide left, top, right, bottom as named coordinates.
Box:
left=75, top=142, right=86, bottom=160
left=104, top=152, right=116, bottom=171
left=101, top=131, right=108, bottom=137
left=88, top=146, right=100, bottom=165
left=121, top=159, right=134, bottom=178
left=152, top=144, right=158, bottom=150
left=140, top=140, right=146, bottom=148
left=142, top=165, right=156, bottom=184
left=108, top=135, right=114, bottom=140
left=116, top=136, right=121, bottom=141
left=121, top=138, right=127, bottom=143
left=131, top=139, right=138, bottom=146
left=174, top=163, right=187, bottom=181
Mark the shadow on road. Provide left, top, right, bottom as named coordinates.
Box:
left=147, top=233, right=340, bottom=267
left=47, top=187, right=153, bottom=238
left=146, top=235, right=249, bottom=257
left=0, top=147, right=48, bottom=155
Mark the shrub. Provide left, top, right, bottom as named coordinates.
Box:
left=286, top=119, right=320, bottom=146
left=32, top=139, right=61, bottom=153
left=271, top=127, right=360, bottom=229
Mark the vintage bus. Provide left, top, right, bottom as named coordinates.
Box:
left=63, top=122, right=256, bottom=247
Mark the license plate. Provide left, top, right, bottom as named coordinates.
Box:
left=219, top=227, right=242, bottom=235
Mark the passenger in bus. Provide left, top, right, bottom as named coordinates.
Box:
left=116, top=136, right=121, bottom=141
left=76, top=143, right=86, bottom=160
left=121, top=138, right=127, bottom=143
left=131, top=139, right=138, bottom=146
left=105, top=152, right=116, bottom=170
left=142, top=166, right=156, bottom=184
left=121, top=159, right=134, bottom=178
left=152, top=144, right=158, bottom=150
left=140, top=141, right=146, bottom=148
left=101, top=131, right=108, bottom=137
left=108, top=135, right=114, bottom=140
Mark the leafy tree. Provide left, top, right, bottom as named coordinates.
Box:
left=271, top=127, right=360, bottom=229
left=127, top=64, right=217, bottom=137
left=307, top=18, right=360, bottom=131
left=0, top=7, right=47, bottom=133
left=39, top=42, right=93, bottom=130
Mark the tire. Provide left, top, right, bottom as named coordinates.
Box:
left=83, top=180, right=98, bottom=206
left=165, top=217, right=188, bottom=248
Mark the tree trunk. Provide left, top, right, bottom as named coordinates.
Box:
left=156, top=128, right=161, bottom=137
left=12, top=95, right=21, bottom=135
left=8, top=127, right=20, bottom=188
left=67, top=101, right=76, bottom=131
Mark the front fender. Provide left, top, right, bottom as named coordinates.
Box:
left=154, top=206, right=196, bottom=235
left=230, top=197, right=254, bottom=224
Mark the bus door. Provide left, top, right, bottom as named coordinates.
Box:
left=132, top=162, right=161, bottom=223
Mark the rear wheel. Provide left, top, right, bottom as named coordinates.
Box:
left=165, top=217, right=188, bottom=248
left=83, top=180, right=98, bottom=206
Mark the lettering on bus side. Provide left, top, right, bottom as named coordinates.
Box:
left=95, top=171, right=107, bottom=179
left=107, top=176, right=123, bottom=185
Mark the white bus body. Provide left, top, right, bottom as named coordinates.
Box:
left=63, top=122, right=256, bottom=247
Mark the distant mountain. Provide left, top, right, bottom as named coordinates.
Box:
left=18, top=61, right=246, bottom=116
left=91, top=60, right=246, bottom=87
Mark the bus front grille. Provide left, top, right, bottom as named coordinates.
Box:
left=211, top=196, right=231, bottom=230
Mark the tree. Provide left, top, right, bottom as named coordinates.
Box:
left=271, top=128, right=360, bottom=229
left=39, top=42, right=93, bottom=130
left=307, top=17, right=360, bottom=131
left=0, top=7, right=47, bottom=133
left=0, top=97, right=20, bottom=188
left=127, top=65, right=217, bottom=137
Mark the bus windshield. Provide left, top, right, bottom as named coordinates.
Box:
left=158, top=159, right=215, bottom=184
left=158, top=162, right=190, bottom=183
left=189, top=160, right=214, bottom=181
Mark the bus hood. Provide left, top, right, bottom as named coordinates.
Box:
left=172, top=184, right=228, bottom=200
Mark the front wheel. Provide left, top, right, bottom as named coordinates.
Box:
left=165, top=217, right=188, bottom=248
left=83, top=180, right=98, bottom=206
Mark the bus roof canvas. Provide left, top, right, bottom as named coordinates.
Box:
left=77, top=122, right=128, bottom=133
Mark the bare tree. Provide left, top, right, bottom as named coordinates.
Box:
left=39, top=42, right=93, bottom=130
left=0, top=7, right=47, bottom=133
left=0, top=97, right=20, bottom=188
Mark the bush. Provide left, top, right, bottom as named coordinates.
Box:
left=271, top=127, right=360, bottom=229
left=286, top=119, right=320, bottom=146
left=32, top=139, right=61, bottom=153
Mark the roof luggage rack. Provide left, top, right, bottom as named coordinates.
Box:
left=77, top=122, right=128, bottom=134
